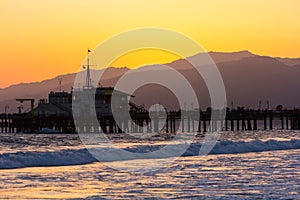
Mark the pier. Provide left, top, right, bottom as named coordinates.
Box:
left=1, top=108, right=300, bottom=133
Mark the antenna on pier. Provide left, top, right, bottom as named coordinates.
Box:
left=58, top=78, right=62, bottom=92
left=85, top=49, right=92, bottom=89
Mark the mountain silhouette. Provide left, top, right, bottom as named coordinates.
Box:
left=1, top=51, right=300, bottom=113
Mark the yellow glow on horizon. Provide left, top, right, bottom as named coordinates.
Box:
left=110, top=49, right=181, bottom=69
left=0, top=0, right=299, bottom=87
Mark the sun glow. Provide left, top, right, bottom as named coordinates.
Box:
left=1, top=0, right=299, bottom=87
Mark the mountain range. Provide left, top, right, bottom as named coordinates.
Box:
left=1, top=50, right=300, bottom=113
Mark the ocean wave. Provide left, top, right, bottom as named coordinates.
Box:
left=1, top=139, right=300, bottom=169
left=0, top=149, right=97, bottom=169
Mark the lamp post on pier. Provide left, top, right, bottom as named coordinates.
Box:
left=5, top=105, right=9, bottom=115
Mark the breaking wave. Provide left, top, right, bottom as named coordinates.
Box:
left=1, top=139, right=300, bottom=169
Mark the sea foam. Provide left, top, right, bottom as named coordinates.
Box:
left=1, top=139, right=300, bottom=169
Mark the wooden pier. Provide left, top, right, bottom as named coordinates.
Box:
left=1, top=108, right=300, bottom=134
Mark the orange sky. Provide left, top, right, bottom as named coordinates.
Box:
left=0, top=0, right=299, bottom=88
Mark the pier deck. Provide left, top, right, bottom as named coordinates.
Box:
left=1, top=108, right=300, bottom=133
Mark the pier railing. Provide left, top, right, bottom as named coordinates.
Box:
left=1, top=108, right=300, bottom=133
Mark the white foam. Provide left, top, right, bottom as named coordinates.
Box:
left=1, top=139, right=300, bottom=169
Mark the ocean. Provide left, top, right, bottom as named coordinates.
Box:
left=0, top=131, right=299, bottom=199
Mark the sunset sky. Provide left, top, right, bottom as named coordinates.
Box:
left=1, top=0, right=299, bottom=88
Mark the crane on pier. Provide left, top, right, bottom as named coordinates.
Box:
left=16, top=98, right=35, bottom=118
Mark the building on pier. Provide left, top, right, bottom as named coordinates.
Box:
left=33, top=87, right=133, bottom=118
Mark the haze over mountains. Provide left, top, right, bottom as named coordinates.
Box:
left=1, top=50, right=300, bottom=113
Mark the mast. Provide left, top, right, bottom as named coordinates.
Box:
left=58, top=78, right=62, bottom=92
left=86, top=49, right=92, bottom=89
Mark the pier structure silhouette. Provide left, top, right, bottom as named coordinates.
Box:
left=1, top=107, right=300, bottom=133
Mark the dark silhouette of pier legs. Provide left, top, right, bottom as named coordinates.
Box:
left=253, top=119, right=257, bottom=130
left=269, top=112, right=273, bottom=130
left=247, top=119, right=252, bottom=130
left=264, top=116, right=267, bottom=130
left=203, top=120, right=207, bottom=132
